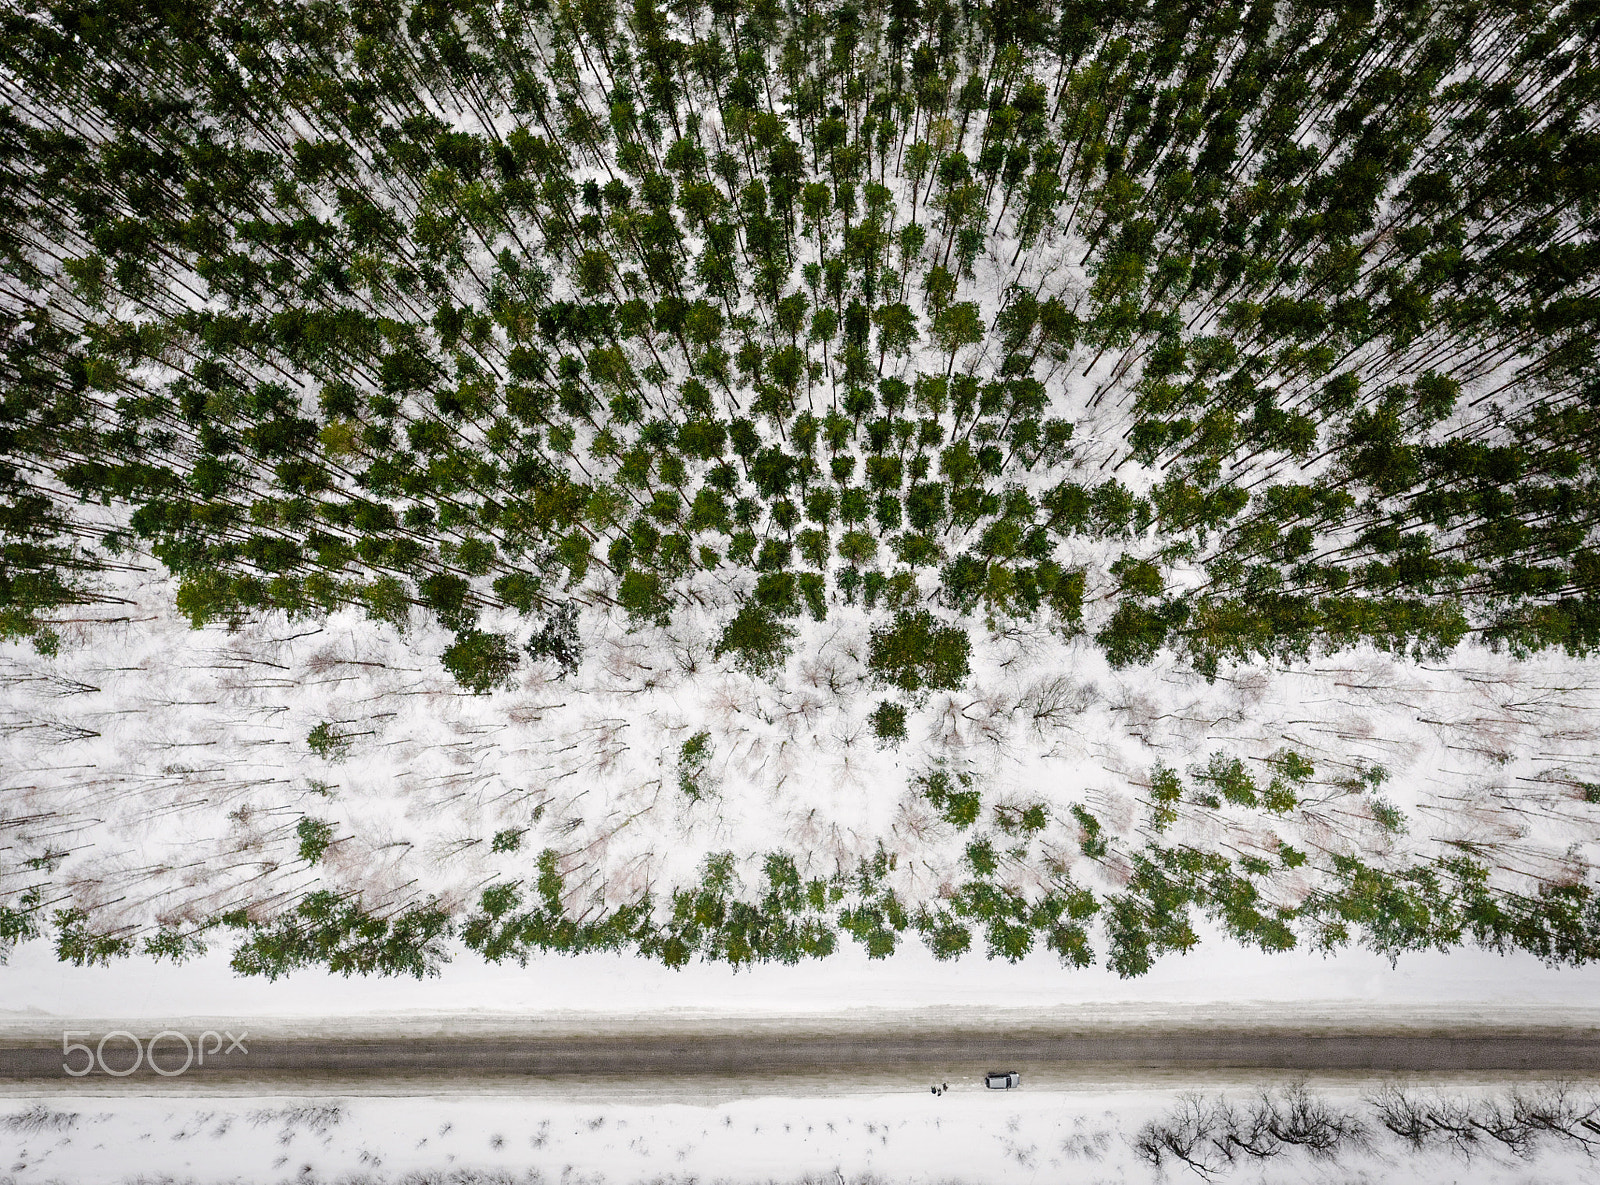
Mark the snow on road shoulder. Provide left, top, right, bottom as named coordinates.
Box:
left=3, top=1086, right=1599, bottom=1185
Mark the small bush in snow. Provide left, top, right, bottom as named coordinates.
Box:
left=919, top=768, right=982, bottom=828
left=296, top=817, right=334, bottom=864
left=441, top=630, right=520, bottom=693
left=713, top=603, right=794, bottom=676
left=870, top=700, right=908, bottom=746
left=867, top=609, right=971, bottom=692
left=1, top=1106, right=78, bottom=1134
left=524, top=601, right=582, bottom=678
left=1369, top=797, right=1408, bottom=834
left=306, top=721, right=351, bottom=761
left=678, top=730, right=713, bottom=801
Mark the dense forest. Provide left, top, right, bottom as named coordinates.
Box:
left=2, top=0, right=1599, bottom=976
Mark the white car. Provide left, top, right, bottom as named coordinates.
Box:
left=985, top=1071, right=1021, bottom=1090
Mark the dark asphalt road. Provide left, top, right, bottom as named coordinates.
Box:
left=6, top=1027, right=1600, bottom=1083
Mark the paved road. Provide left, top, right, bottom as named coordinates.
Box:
left=6, top=1027, right=1600, bottom=1083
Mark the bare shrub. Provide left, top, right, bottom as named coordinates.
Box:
left=1371, top=1085, right=1483, bottom=1156
left=1132, top=1092, right=1234, bottom=1177
left=1019, top=676, right=1095, bottom=738
left=1369, top=1083, right=1600, bottom=1161
left=248, top=1102, right=344, bottom=1138
left=0, top=1104, right=78, bottom=1133
left=1135, top=1085, right=1367, bottom=1176
left=1060, top=1116, right=1113, bottom=1160
left=1258, top=1081, right=1368, bottom=1158
left=385, top=1173, right=547, bottom=1185
left=1510, top=1082, right=1600, bottom=1154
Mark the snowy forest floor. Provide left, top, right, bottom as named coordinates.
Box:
left=6, top=557, right=1600, bottom=965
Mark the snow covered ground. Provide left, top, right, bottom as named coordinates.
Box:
left=6, top=564, right=1600, bottom=966
left=5, top=1085, right=1600, bottom=1185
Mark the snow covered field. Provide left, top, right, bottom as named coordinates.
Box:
left=6, top=1084, right=1600, bottom=1185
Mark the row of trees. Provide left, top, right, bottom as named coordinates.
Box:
left=1136, top=1083, right=1600, bottom=1174
left=31, top=816, right=1600, bottom=981
left=19, top=744, right=1591, bottom=982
